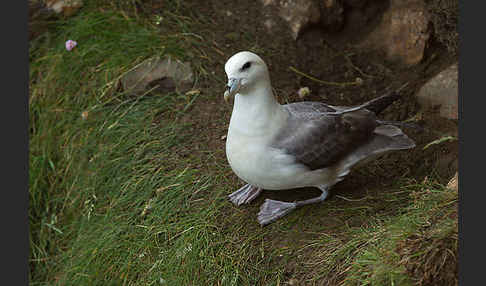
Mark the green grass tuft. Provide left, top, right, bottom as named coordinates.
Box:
left=29, top=3, right=189, bottom=283
left=304, top=179, right=458, bottom=285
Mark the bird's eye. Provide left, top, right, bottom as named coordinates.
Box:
left=241, top=61, right=251, bottom=71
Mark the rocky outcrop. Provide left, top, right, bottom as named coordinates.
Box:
left=261, top=0, right=321, bottom=40
left=356, top=0, right=430, bottom=66
left=416, top=63, right=458, bottom=120
left=46, top=0, right=83, bottom=17
left=447, top=172, right=458, bottom=192
left=261, top=0, right=431, bottom=67
left=121, top=57, right=194, bottom=95
left=29, top=0, right=83, bottom=40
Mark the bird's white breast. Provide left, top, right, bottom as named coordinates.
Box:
left=226, top=131, right=305, bottom=189
left=225, top=105, right=315, bottom=190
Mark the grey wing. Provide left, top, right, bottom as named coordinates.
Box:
left=272, top=102, right=378, bottom=170
left=284, top=101, right=336, bottom=118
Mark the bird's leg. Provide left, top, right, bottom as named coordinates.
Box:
left=228, top=184, right=263, bottom=206
left=257, top=186, right=330, bottom=226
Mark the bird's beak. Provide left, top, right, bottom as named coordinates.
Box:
left=224, top=77, right=241, bottom=103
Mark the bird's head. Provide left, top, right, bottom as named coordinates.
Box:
left=224, top=51, right=270, bottom=102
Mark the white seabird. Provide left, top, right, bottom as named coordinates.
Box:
left=224, top=51, right=415, bottom=226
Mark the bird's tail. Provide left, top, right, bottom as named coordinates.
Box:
left=362, top=83, right=409, bottom=115
left=338, top=124, right=416, bottom=172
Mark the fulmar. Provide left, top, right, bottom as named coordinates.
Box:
left=223, top=51, right=415, bottom=226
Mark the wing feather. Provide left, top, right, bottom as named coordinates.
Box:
left=271, top=102, right=378, bottom=170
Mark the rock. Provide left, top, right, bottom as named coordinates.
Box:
left=121, top=56, right=194, bottom=95
left=46, top=0, right=83, bottom=17
left=30, top=0, right=82, bottom=40
left=357, top=0, right=429, bottom=66
left=447, top=172, right=458, bottom=192
left=416, top=64, right=458, bottom=120
left=262, top=0, right=321, bottom=40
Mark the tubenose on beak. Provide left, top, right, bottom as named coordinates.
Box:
left=224, top=78, right=241, bottom=102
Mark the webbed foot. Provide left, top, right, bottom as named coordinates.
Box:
left=257, top=199, right=297, bottom=226
left=228, top=184, right=263, bottom=206
left=257, top=186, right=330, bottom=226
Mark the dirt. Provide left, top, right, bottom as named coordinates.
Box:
left=150, top=0, right=458, bottom=181
left=144, top=0, right=458, bottom=284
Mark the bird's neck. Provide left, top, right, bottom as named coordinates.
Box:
left=229, top=83, right=286, bottom=136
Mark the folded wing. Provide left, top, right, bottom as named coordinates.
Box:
left=272, top=102, right=379, bottom=170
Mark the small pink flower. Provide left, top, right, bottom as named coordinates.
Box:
left=65, top=40, right=77, bottom=51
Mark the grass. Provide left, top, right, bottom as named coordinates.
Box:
left=29, top=1, right=192, bottom=283
left=270, top=179, right=457, bottom=285
left=339, top=180, right=457, bottom=286
left=29, top=1, right=458, bottom=285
